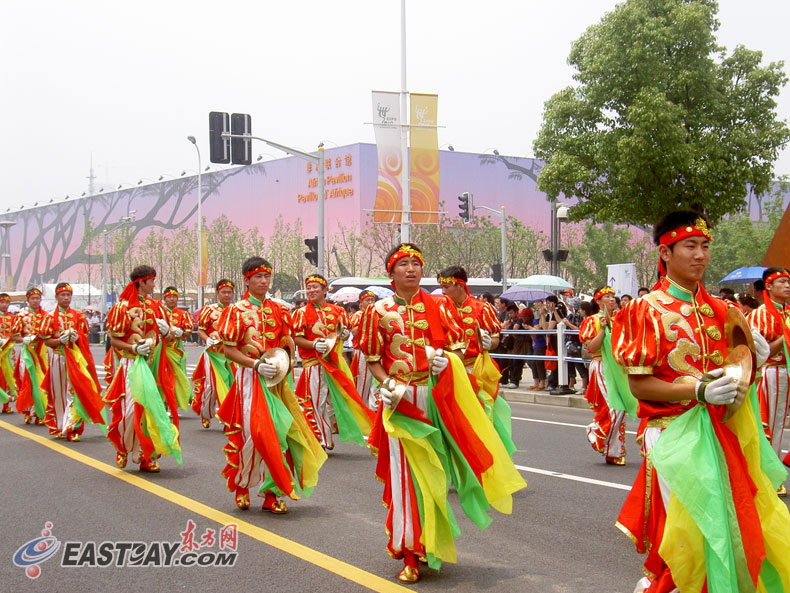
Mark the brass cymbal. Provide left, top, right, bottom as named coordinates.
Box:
left=721, top=344, right=753, bottom=422
left=724, top=307, right=756, bottom=382
left=261, top=347, right=291, bottom=387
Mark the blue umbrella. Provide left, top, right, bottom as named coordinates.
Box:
left=718, top=266, right=767, bottom=285
left=499, top=286, right=553, bottom=302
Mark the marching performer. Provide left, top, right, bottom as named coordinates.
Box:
left=40, top=283, right=105, bottom=440
left=361, top=244, right=526, bottom=583
left=216, top=257, right=326, bottom=513
left=293, top=274, right=374, bottom=450
left=162, top=286, right=194, bottom=411
left=0, top=293, right=21, bottom=413
left=748, top=266, right=790, bottom=496
left=437, top=266, right=516, bottom=455
left=192, top=278, right=235, bottom=429
left=612, top=211, right=788, bottom=593
left=579, top=286, right=633, bottom=465
left=15, top=287, right=50, bottom=425
left=104, top=265, right=181, bottom=472
left=349, top=289, right=377, bottom=410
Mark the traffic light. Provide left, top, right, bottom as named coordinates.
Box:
left=458, top=192, right=473, bottom=222
left=304, top=236, right=318, bottom=266
left=231, top=113, right=252, bottom=165
left=492, top=263, right=502, bottom=283
left=557, top=249, right=569, bottom=262
left=209, top=111, right=230, bottom=164
left=542, top=249, right=553, bottom=262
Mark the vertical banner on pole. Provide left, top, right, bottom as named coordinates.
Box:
left=409, top=93, right=439, bottom=224
left=372, top=91, right=403, bottom=223
left=200, top=229, right=208, bottom=285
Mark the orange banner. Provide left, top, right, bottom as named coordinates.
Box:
left=409, top=93, right=439, bottom=224
left=372, top=91, right=403, bottom=223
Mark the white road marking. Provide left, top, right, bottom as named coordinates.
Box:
left=512, top=415, right=638, bottom=436
left=515, top=464, right=632, bottom=491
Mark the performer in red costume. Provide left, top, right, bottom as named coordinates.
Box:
left=580, top=286, right=628, bottom=465
left=293, top=274, right=373, bottom=450
left=192, top=278, right=235, bottom=429
left=15, top=287, right=50, bottom=425
left=437, top=265, right=515, bottom=455
left=161, top=286, right=194, bottom=412
left=40, top=283, right=105, bottom=440
left=612, top=211, right=788, bottom=593
left=0, top=293, right=22, bottom=413
left=217, top=257, right=326, bottom=513
left=747, top=266, right=790, bottom=496
left=349, top=289, right=377, bottom=410
left=104, top=265, right=181, bottom=472
left=361, top=243, right=526, bottom=583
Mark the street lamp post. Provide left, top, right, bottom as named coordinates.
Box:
left=474, top=204, right=508, bottom=292
left=187, top=136, right=204, bottom=311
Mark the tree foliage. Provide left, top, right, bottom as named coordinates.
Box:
left=533, top=0, right=789, bottom=226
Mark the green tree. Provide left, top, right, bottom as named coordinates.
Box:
left=706, top=196, right=784, bottom=287
left=533, top=0, right=789, bottom=226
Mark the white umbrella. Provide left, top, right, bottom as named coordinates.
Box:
left=364, top=285, right=394, bottom=299
left=515, top=274, right=573, bottom=291
left=329, top=286, right=363, bottom=303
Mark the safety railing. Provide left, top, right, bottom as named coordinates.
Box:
left=490, top=322, right=588, bottom=395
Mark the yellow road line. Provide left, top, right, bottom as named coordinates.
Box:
left=0, top=420, right=411, bottom=593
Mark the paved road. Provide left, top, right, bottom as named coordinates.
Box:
left=1, top=344, right=787, bottom=592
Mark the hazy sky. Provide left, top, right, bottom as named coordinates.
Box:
left=2, top=0, right=788, bottom=212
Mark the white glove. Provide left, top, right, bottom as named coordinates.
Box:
left=255, top=360, right=277, bottom=379
left=156, top=319, right=170, bottom=336
left=69, top=329, right=79, bottom=342
left=314, top=339, right=329, bottom=354
left=58, top=332, right=70, bottom=344
left=205, top=337, right=221, bottom=348
left=341, top=328, right=352, bottom=341
left=695, top=368, right=738, bottom=405
left=0, top=336, right=7, bottom=349
left=170, top=326, right=184, bottom=338
left=430, top=349, right=449, bottom=375
left=751, top=328, right=770, bottom=368
left=480, top=330, right=492, bottom=350
left=133, top=339, right=152, bottom=358
left=378, top=385, right=395, bottom=409
left=23, top=335, right=34, bottom=345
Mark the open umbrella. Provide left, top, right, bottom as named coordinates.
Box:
left=499, top=286, right=553, bottom=303
left=364, top=285, right=394, bottom=299
left=718, top=266, right=767, bottom=285
left=329, top=286, right=362, bottom=303
left=514, top=274, right=573, bottom=291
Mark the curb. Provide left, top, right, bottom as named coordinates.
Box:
left=500, top=387, right=590, bottom=410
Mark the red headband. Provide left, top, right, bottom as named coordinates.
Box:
left=387, top=245, right=424, bottom=272
left=244, top=264, right=272, bottom=279
left=163, top=288, right=179, bottom=297
left=594, top=287, right=615, bottom=302
left=359, top=290, right=375, bottom=301
left=765, top=270, right=790, bottom=285
left=659, top=218, right=713, bottom=247
left=26, top=288, right=42, bottom=298
left=0, top=295, right=10, bottom=302
left=217, top=280, right=235, bottom=291
left=305, top=275, right=327, bottom=287
left=55, top=284, right=73, bottom=295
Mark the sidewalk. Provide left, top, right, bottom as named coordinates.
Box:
left=499, top=384, right=590, bottom=409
